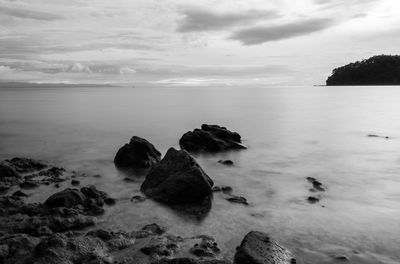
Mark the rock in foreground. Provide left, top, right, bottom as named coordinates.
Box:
left=141, top=148, right=213, bottom=204
left=180, top=124, right=246, bottom=153
left=234, top=231, right=295, bottom=264
left=114, top=136, right=161, bottom=168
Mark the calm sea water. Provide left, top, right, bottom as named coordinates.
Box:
left=0, top=85, right=400, bottom=263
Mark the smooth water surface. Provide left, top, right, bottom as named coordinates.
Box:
left=1, top=85, right=400, bottom=263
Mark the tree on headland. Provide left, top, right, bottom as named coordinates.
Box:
left=326, top=55, right=400, bottom=85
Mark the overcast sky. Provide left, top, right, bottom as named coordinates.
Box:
left=0, top=0, right=399, bottom=86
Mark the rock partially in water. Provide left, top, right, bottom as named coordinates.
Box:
left=218, top=160, right=234, bottom=166
left=12, top=190, right=27, bottom=197
left=141, top=148, right=213, bottom=204
left=212, top=186, right=232, bottom=194
left=71, top=179, right=80, bottom=186
left=234, top=231, right=295, bottom=264
left=189, top=235, right=221, bottom=258
left=225, top=196, right=248, bottom=205
left=131, top=195, right=146, bottom=203
left=45, top=188, right=89, bottom=208
left=114, top=136, right=161, bottom=168
left=307, top=196, right=320, bottom=204
left=306, top=177, right=325, bottom=192
left=179, top=124, right=246, bottom=153
left=0, top=158, right=68, bottom=191
left=154, top=258, right=232, bottom=264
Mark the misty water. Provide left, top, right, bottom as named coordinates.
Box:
left=0, top=85, right=399, bottom=264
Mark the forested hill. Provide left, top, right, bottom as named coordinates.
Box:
left=326, top=55, right=400, bottom=85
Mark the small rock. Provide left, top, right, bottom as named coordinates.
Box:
left=307, top=196, right=320, bottom=204
left=12, top=190, right=28, bottom=197
left=189, top=235, right=221, bottom=258
left=218, top=160, right=234, bottom=166
left=226, top=196, right=248, bottom=205
left=131, top=195, right=146, bottom=203
left=104, top=197, right=116, bottom=205
left=19, top=180, right=39, bottom=189
left=334, top=255, right=349, bottom=261
left=71, top=179, right=80, bottom=186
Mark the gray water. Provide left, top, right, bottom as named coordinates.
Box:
left=0, top=85, right=399, bottom=264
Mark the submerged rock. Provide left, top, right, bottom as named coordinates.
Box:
left=218, top=160, right=234, bottom=166
left=226, top=196, right=248, bottom=205
left=234, top=231, right=295, bottom=264
left=179, top=124, right=246, bottom=153
left=306, top=177, right=325, bottom=192
left=141, top=148, right=213, bottom=204
left=307, top=196, right=320, bottom=204
left=114, top=136, right=161, bottom=168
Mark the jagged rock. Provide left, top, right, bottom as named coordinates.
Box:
left=114, top=136, right=161, bottom=168
left=141, top=148, right=213, bottom=204
left=180, top=124, right=246, bottom=153
left=234, top=231, right=295, bottom=264
left=132, top=223, right=167, bottom=238
left=0, top=162, right=21, bottom=179
left=189, top=235, right=220, bottom=258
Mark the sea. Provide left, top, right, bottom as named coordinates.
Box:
left=0, top=85, right=399, bottom=263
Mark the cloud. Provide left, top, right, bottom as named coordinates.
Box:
left=177, top=7, right=279, bottom=32
left=69, top=63, right=91, bottom=73
left=0, top=5, right=63, bottom=21
left=229, top=18, right=335, bottom=45
left=119, top=67, right=136, bottom=75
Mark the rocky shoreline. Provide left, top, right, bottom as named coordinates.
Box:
left=0, top=125, right=297, bottom=264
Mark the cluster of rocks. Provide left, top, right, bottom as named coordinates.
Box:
left=114, top=124, right=249, bottom=216
left=0, top=157, right=69, bottom=191
left=306, top=177, right=326, bottom=204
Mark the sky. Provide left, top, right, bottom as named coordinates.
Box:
left=0, top=0, right=399, bottom=86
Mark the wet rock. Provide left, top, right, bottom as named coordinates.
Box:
left=141, top=235, right=181, bottom=258
left=132, top=223, right=167, bottom=238
left=141, top=148, right=214, bottom=204
left=114, top=136, right=161, bottom=168
left=19, top=180, right=39, bottom=189
left=307, top=196, right=320, bottom=204
left=234, top=231, right=295, bottom=264
left=212, top=186, right=233, bottom=194
left=45, top=188, right=88, bottom=208
left=0, top=162, right=21, bottom=179
left=12, top=190, right=27, bottom=197
left=154, top=258, right=232, bottom=264
left=334, top=255, right=349, bottom=261
left=306, top=177, right=325, bottom=192
left=218, top=160, right=234, bottom=166
left=71, top=179, right=80, bottom=186
left=190, top=235, right=221, bottom=258
left=5, top=157, right=47, bottom=173
left=226, top=196, right=248, bottom=205
left=131, top=195, right=146, bottom=203
left=104, top=197, right=116, bottom=205
left=179, top=124, right=246, bottom=153
left=367, top=134, right=389, bottom=139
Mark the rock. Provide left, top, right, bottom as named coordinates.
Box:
left=306, top=177, right=325, bottom=192
left=141, top=148, right=213, bottom=204
left=234, top=231, right=295, bottom=264
left=45, top=188, right=88, bottom=208
left=5, top=157, right=47, bottom=173
left=189, top=235, right=220, bottom=258
left=334, top=255, right=349, bottom=261
left=226, top=196, right=248, bottom=205
left=132, top=223, right=167, bottom=238
left=0, top=162, right=21, bottom=178
left=218, top=160, right=234, bottom=166
left=19, top=180, right=39, bottom=189
left=131, top=195, right=146, bottom=203
left=104, top=197, right=116, bottom=205
left=212, top=186, right=233, bottom=193
left=12, top=190, right=27, bottom=197
left=71, top=179, right=80, bottom=186
left=307, top=196, right=320, bottom=204
left=140, top=236, right=180, bottom=258
left=154, top=258, right=232, bottom=264
left=114, top=136, right=161, bottom=168
left=179, top=124, right=246, bottom=153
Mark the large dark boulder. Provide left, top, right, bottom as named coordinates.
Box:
left=179, top=124, right=246, bottom=153
left=114, top=136, right=161, bottom=168
left=141, top=148, right=213, bottom=204
left=234, top=231, right=295, bottom=264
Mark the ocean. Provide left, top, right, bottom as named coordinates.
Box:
left=0, top=85, right=399, bottom=263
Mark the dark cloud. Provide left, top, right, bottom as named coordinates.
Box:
left=0, top=5, right=63, bottom=21
left=177, top=7, right=279, bottom=32
left=229, top=18, right=335, bottom=45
